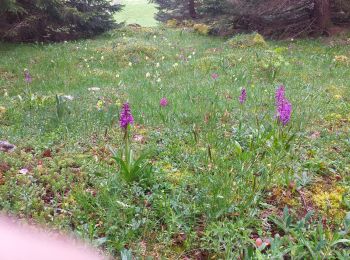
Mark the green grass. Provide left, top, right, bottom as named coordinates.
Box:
left=115, top=0, right=158, bottom=27
left=0, top=27, right=350, bottom=258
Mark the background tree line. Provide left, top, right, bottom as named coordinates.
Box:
left=0, top=0, right=349, bottom=42
left=150, top=0, right=350, bottom=38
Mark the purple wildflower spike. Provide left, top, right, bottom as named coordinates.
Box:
left=276, top=98, right=292, bottom=126
left=275, top=86, right=292, bottom=126
left=275, top=85, right=285, bottom=105
left=239, top=88, right=247, bottom=104
left=119, top=102, right=134, bottom=129
left=160, top=97, right=168, bottom=107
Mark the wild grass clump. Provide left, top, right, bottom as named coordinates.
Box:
left=227, top=33, right=267, bottom=48
left=111, top=40, right=160, bottom=64
left=166, top=19, right=178, bottom=28
left=193, top=23, right=210, bottom=35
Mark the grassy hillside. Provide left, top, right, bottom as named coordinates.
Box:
left=0, top=27, right=350, bottom=258
left=115, top=0, right=158, bottom=27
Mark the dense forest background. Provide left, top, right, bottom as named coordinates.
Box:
left=151, top=0, right=350, bottom=38
left=0, top=0, right=349, bottom=42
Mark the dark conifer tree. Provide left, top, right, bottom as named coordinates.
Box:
left=0, top=0, right=122, bottom=42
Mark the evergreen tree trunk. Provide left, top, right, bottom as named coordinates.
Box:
left=188, top=0, right=196, bottom=18
left=314, top=0, right=332, bottom=32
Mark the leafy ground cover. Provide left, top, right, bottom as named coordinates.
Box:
left=0, top=26, right=350, bottom=258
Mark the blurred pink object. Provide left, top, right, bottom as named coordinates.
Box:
left=160, top=97, right=168, bottom=107
left=0, top=216, right=104, bottom=260
left=211, top=73, right=219, bottom=80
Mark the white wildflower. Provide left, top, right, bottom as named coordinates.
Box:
left=62, top=95, right=74, bottom=101
left=88, top=87, right=101, bottom=92
left=19, top=168, right=29, bottom=175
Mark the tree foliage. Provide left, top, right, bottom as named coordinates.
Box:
left=0, top=0, right=122, bottom=42
left=149, top=0, right=230, bottom=21
left=152, top=0, right=350, bottom=37
left=198, top=0, right=230, bottom=16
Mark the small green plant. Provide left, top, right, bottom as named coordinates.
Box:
left=112, top=147, right=152, bottom=183
left=257, top=50, right=289, bottom=82
left=227, top=33, right=267, bottom=48
left=120, top=248, right=133, bottom=260
left=112, top=103, right=152, bottom=183
left=55, top=94, right=72, bottom=121
left=265, top=207, right=350, bottom=259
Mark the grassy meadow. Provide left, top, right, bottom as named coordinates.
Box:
left=115, top=0, right=158, bottom=27
left=1, top=10, right=350, bottom=259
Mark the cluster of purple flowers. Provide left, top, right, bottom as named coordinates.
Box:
left=119, top=85, right=292, bottom=131
left=119, top=102, right=134, bottom=129
left=160, top=97, right=168, bottom=107
left=239, top=85, right=291, bottom=126
left=239, top=88, right=247, bottom=104
left=275, top=85, right=292, bottom=126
